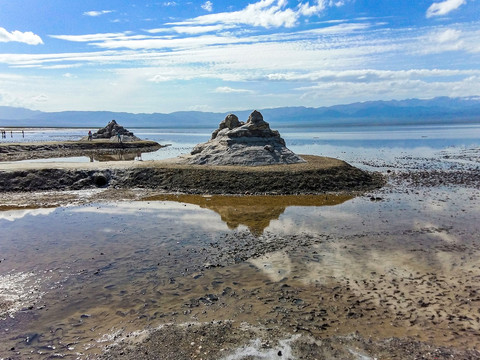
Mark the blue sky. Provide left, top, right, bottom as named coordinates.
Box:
left=0, top=0, right=479, bottom=113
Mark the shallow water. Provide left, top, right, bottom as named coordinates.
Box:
left=1, top=124, right=480, bottom=358
left=3, top=125, right=480, bottom=170
left=1, top=186, right=480, bottom=358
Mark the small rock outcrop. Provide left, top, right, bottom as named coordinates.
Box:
left=85, top=120, right=140, bottom=142
left=179, top=110, right=305, bottom=166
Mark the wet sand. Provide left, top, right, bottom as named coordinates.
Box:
left=0, top=148, right=479, bottom=359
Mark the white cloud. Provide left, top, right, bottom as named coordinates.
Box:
left=174, top=0, right=299, bottom=28
left=300, top=22, right=371, bottom=34
left=297, top=75, right=480, bottom=105
left=50, top=32, right=134, bottom=43
left=145, top=28, right=171, bottom=34
left=0, top=27, right=43, bottom=45
left=422, top=27, right=480, bottom=53
left=0, top=73, right=25, bottom=81
left=51, top=22, right=371, bottom=51
left=172, top=24, right=232, bottom=34
left=32, top=94, right=48, bottom=103
left=435, top=28, right=462, bottom=43
left=83, top=10, right=113, bottom=17
left=163, top=1, right=177, bottom=6
left=201, top=1, right=213, bottom=12
left=164, top=0, right=349, bottom=29
left=426, top=0, right=466, bottom=18
left=267, top=68, right=480, bottom=82
left=298, top=0, right=326, bottom=16
left=214, top=86, right=254, bottom=93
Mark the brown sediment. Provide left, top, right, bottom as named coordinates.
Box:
left=0, top=155, right=384, bottom=194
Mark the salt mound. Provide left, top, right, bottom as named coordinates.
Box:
left=179, top=110, right=305, bottom=166
left=86, top=120, right=140, bottom=142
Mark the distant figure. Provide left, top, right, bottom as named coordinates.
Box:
left=10, top=131, right=12, bottom=138
left=22, top=130, right=24, bottom=138
left=117, top=133, right=122, bottom=143
left=88, top=130, right=93, bottom=141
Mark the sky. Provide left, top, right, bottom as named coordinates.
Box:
left=0, top=0, right=479, bottom=113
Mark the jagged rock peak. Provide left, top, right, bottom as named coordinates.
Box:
left=211, top=114, right=243, bottom=140
left=247, top=110, right=264, bottom=124
left=179, top=110, right=305, bottom=166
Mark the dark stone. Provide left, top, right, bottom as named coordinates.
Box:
left=93, top=174, right=108, bottom=187
left=90, top=120, right=140, bottom=141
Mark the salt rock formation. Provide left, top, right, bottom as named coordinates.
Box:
left=87, top=120, right=140, bottom=142
left=180, top=110, right=305, bottom=166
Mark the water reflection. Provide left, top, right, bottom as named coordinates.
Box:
left=13, top=149, right=152, bottom=163
left=0, top=187, right=479, bottom=357
left=142, top=194, right=354, bottom=236
left=0, top=206, right=56, bottom=221
left=88, top=150, right=143, bottom=162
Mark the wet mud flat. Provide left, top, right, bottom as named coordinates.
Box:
left=0, top=148, right=480, bottom=359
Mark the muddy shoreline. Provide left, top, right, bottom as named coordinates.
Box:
left=0, top=155, right=384, bottom=195
left=0, top=140, right=162, bottom=162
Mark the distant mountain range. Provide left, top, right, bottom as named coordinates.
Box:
left=1, top=96, right=480, bottom=128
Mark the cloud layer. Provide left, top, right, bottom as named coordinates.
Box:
left=169, top=0, right=334, bottom=28
left=0, top=0, right=478, bottom=112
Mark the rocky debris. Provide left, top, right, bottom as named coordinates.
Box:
left=179, top=110, right=305, bottom=166
left=86, top=120, right=140, bottom=142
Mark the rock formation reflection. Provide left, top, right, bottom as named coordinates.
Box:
left=142, top=194, right=354, bottom=235
left=88, top=150, right=142, bottom=162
